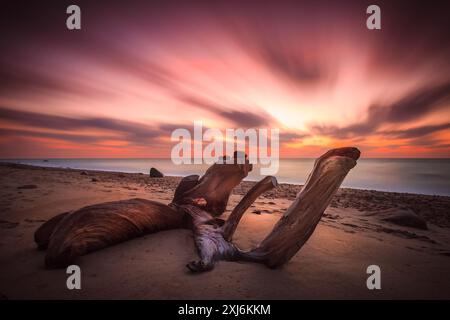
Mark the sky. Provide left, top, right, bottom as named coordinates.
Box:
left=0, top=0, right=450, bottom=158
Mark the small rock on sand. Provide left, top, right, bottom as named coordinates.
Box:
left=149, top=167, right=164, bottom=178
left=372, top=208, right=428, bottom=230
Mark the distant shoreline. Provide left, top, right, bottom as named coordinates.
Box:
left=1, top=161, right=449, bottom=198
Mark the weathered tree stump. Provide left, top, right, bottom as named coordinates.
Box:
left=35, top=148, right=360, bottom=271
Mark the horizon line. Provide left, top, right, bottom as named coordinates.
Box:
left=2, top=157, right=450, bottom=160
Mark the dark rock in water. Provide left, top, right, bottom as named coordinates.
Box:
left=17, top=184, right=38, bottom=190
left=252, top=209, right=262, bottom=215
left=43, top=159, right=49, bottom=162
left=149, top=167, right=164, bottom=178
left=80, top=171, right=88, bottom=175
left=91, top=178, right=99, bottom=182
left=375, top=208, right=428, bottom=230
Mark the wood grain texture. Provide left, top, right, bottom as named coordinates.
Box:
left=44, top=199, right=184, bottom=268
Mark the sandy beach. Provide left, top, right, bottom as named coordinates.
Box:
left=1, top=163, right=450, bottom=300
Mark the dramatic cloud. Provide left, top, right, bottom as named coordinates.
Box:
left=0, top=107, right=164, bottom=146
left=311, top=82, right=450, bottom=138
left=382, top=82, right=450, bottom=123
left=279, top=132, right=308, bottom=143
left=0, top=0, right=449, bottom=157
left=382, top=123, right=450, bottom=139
left=0, top=128, right=108, bottom=144
left=245, top=39, right=335, bottom=88
left=177, top=95, right=275, bottom=128
left=367, top=1, right=450, bottom=74
left=0, top=63, right=113, bottom=98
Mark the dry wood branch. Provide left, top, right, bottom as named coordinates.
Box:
left=43, top=199, right=185, bottom=268
left=37, top=152, right=252, bottom=269
left=222, top=176, right=278, bottom=241
left=171, top=151, right=252, bottom=216
left=180, top=205, right=238, bottom=272
left=239, top=147, right=360, bottom=268
left=34, top=211, right=70, bottom=250
left=172, top=174, right=200, bottom=204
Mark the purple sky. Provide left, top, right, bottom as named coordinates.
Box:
left=1, top=0, right=450, bottom=158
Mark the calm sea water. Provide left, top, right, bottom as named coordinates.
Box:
left=2, top=158, right=450, bottom=196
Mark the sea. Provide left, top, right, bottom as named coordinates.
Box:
left=1, top=158, right=449, bottom=196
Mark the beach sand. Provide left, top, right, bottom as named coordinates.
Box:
left=1, top=163, right=449, bottom=299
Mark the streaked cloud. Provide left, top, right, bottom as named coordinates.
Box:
left=0, top=0, right=449, bottom=158
left=311, top=82, right=450, bottom=138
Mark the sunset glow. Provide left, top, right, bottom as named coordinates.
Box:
left=1, top=1, right=449, bottom=158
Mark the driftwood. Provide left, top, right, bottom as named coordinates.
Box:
left=35, top=148, right=360, bottom=271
